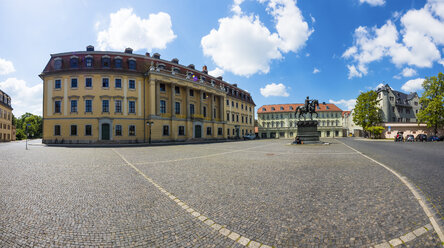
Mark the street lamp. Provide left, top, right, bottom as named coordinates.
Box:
left=146, top=121, right=154, bottom=144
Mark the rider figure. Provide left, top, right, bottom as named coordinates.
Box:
left=305, top=96, right=311, bottom=112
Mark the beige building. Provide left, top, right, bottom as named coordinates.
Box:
left=40, top=46, right=255, bottom=144
left=342, top=110, right=363, bottom=137
left=0, top=89, right=14, bottom=142
left=257, top=103, right=344, bottom=138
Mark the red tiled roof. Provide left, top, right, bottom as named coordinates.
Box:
left=342, top=111, right=351, bottom=117
left=257, top=103, right=342, bottom=113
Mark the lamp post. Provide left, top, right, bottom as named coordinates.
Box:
left=146, top=121, right=154, bottom=144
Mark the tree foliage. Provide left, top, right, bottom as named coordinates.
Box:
left=353, top=90, right=382, bottom=135
left=417, top=72, right=444, bottom=135
left=14, top=112, right=43, bottom=140
left=367, top=126, right=385, bottom=139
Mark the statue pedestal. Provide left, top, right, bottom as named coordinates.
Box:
left=293, top=121, right=321, bottom=144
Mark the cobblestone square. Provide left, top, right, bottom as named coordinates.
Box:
left=0, top=139, right=442, bottom=247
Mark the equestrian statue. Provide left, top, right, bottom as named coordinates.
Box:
left=295, top=96, right=324, bottom=120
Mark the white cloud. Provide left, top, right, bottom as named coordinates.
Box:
left=329, top=99, right=356, bottom=111
left=0, top=78, right=42, bottom=116
left=312, top=68, right=320, bottom=74
left=346, top=64, right=362, bottom=79
left=401, top=67, right=417, bottom=77
left=97, top=8, right=176, bottom=51
left=401, top=78, right=424, bottom=92
left=208, top=67, right=224, bottom=77
left=201, top=0, right=312, bottom=77
left=0, top=58, right=15, bottom=75
left=260, top=83, right=290, bottom=97
left=344, top=0, right=444, bottom=79
left=359, top=0, right=385, bottom=7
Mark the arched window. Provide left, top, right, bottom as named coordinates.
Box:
left=70, top=56, right=79, bottom=68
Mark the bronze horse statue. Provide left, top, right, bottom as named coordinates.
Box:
left=295, top=99, right=320, bottom=120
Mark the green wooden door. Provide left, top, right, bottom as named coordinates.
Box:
left=195, top=125, right=202, bottom=138
left=102, top=124, right=110, bottom=140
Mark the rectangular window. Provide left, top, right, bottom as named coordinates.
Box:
left=129, top=80, right=135, bottom=89
left=115, top=59, right=122, bottom=68
left=70, top=125, right=77, bottom=136
left=115, top=100, right=122, bottom=113
left=102, top=78, right=109, bottom=88
left=129, top=101, right=136, bottom=113
left=206, top=127, right=212, bottom=135
left=236, top=115, right=239, bottom=122
left=214, top=108, right=216, bottom=118
left=55, top=79, right=61, bottom=89
left=128, top=60, right=136, bottom=70
left=54, top=125, right=61, bottom=136
left=102, top=58, right=110, bottom=68
left=115, top=125, right=122, bottom=136
left=241, top=104, right=243, bottom=109
left=202, top=92, right=206, bottom=100
left=129, top=125, right=136, bottom=136
left=160, top=100, right=166, bottom=113
left=236, top=102, right=238, bottom=108
left=203, top=106, right=207, bottom=117
left=85, top=100, right=92, bottom=113
left=190, top=104, right=195, bottom=115
left=175, top=102, right=180, bottom=115
left=85, top=125, right=92, bottom=136
left=160, top=83, right=166, bottom=92
left=226, top=99, right=229, bottom=105
left=115, top=78, right=122, bottom=88
left=227, top=113, right=230, bottom=121
left=227, top=128, right=230, bottom=135
left=70, top=100, right=77, bottom=113
left=175, top=87, right=180, bottom=94
left=71, top=78, right=78, bottom=88
left=232, top=101, right=234, bottom=107
left=189, top=89, right=194, bottom=96
left=242, top=116, right=244, bottom=123
left=102, top=100, right=109, bottom=113
left=218, top=128, right=223, bottom=135
left=54, top=101, right=61, bottom=113
left=85, top=77, right=92, bottom=88
left=232, top=114, right=234, bottom=121
left=178, top=126, right=185, bottom=136
left=163, top=125, right=169, bottom=136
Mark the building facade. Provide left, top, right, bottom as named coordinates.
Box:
left=40, top=46, right=255, bottom=144
left=257, top=103, right=344, bottom=139
left=376, top=84, right=421, bottom=123
left=342, top=110, right=364, bottom=137
left=0, top=89, right=14, bottom=142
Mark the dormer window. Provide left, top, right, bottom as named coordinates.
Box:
left=271, top=107, right=275, bottom=110
left=114, top=57, right=122, bottom=68
left=70, top=56, right=79, bottom=68
left=201, top=76, right=206, bottom=82
left=262, top=108, right=266, bottom=111
left=290, top=106, right=293, bottom=110
left=326, top=106, right=330, bottom=109
left=172, top=67, right=180, bottom=74
left=128, top=58, right=136, bottom=70
left=85, top=55, right=93, bottom=68
left=54, top=58, right=62, bottom=70
left=102, top=56, right=110, bottom=68
left=157, top=63, right=166, bottom=70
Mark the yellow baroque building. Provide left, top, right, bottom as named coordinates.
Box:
left=41, top=46, right=255, bottom=144
left=0, top=89, right=14, bottom=142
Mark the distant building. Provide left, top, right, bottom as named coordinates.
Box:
left=342, top=110, right=363, bottom=137
left=375, top=84, right=441, bottom=138
left=376, top=84, right=420, bottom=123
left=0, top=89, right=14, bottom=142
left=257, top=103, right=344, bottom=138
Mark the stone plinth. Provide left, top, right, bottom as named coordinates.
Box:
left=293, top=120, right=320, bottom=144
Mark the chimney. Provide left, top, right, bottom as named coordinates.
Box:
left=187, top=64, right=195, bottom=69
left=86, top=45, right=94, bottom=51
left=217, top=76, right=223, bottom=80
left=145, top=52, right=150, bottom=57
left=202, top=65, right=208, bottom=74
left=124, top=47, right=133, bottom=54
left=171, top=58, right=179, bottom=64
left=233, top=83, right=238, bottom=87
left=153, top=53, right=160, bottom=59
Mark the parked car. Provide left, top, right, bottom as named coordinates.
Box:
left=243, top=134, right=256, bottom=140
left=428, top=135, right=439, bottom=142
left=406, top=135, right=414, bottom=142
left=415, top=134, right=427, bottom=142
left=394, top=132, right=404, bottom=142
left=439, top=136, right=444, bottom=141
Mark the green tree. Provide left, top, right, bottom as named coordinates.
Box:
left=14, top=112, right=43, bottom=139
left=353, top=90, right=382, bottom=137
left=417, top=72, right=444, bottom=135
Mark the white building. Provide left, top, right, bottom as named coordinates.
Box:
left=257, top=103, right=344, bottom=138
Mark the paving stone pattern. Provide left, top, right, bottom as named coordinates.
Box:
left=0, top=139, right=441, bottom=247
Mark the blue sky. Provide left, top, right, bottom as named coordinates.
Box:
left=1, top=0, right=443, bottom=116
